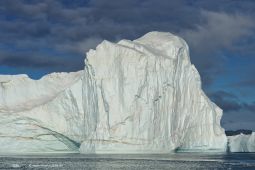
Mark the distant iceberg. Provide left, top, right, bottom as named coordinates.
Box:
left=228, top=133, right=255, bottom=152
left=0, top=32, right=228, bottom=154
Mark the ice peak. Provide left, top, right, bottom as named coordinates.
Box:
left=122, top=31, right=190, bottom=61
left=136, top=31, right=184, bottom=44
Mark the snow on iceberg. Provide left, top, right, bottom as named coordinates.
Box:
left=0, top=32, right=227, bottom=154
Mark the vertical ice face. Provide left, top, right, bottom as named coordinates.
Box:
left=80, top=32, right=227, bottom=153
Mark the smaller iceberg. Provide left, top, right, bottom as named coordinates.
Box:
left=228, top=132, right=255, bottom=152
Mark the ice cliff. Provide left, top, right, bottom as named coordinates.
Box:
left=0, top=32, right=227, bottom=154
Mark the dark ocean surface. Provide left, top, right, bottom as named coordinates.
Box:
left=0, top=153, right=254, bottom=169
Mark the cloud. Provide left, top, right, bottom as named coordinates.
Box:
left=182, top=11, right=254, bottom=55
left=0, top=0, right=46, bottom=15
left=0, top=50, right=82, bottom=71
left=180, top=11, right=255, bottom=86
left=234, top=69, right=255, bottom=89
left=209, top=90, right=241, bottom=112
left=209, top=90, right=255, bottom=130
left=210, top=90, right=255, bottom=113
left=238, top=79, right=255, bottom=88
left=0, top=0, right=254, bottom=87
left=55, top=37, right=103, bottom=54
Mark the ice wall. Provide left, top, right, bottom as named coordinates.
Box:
left=80, top=32, right=227, bottom=153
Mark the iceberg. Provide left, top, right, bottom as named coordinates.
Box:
left=228, top=133, right=255, bottom=152
left=0, top=72, right=84, bottom=153
left=0, top=32, right=227, bottom=154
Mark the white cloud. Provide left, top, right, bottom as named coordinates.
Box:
left=181, top=10, right=255, bottom=56
left=56, top=37, right=103, bottom=55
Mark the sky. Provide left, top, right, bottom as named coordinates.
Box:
left=0, top=0, right=255, bottom=130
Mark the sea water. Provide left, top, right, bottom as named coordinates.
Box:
left=0, top=153, right=254, bottom=169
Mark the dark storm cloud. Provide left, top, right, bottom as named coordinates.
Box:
left=180, top=11, right=255, bottom=86
left=243, top=102, right=255, bottom=112
left=209, top=91, right=242, bottom=112
left=210, top=90, right=255, bottom=113
left=235, top=69, right=255, bottom=88
left=239, top=79, right=255, bottom=88
left=0, top=51, right=83, bottom=70
left=0, top=0, right=47, bottom=17
left=0, top=54, right=62, bottom=68
left=0, top=0, right=255, bottom=85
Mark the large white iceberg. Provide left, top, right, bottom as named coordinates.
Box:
left=0, top=32, right=227, bottom=154
left=228, top=133, right=255, bottom=152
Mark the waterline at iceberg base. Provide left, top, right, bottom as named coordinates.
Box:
left=0, top=32, right=233, bottom=154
